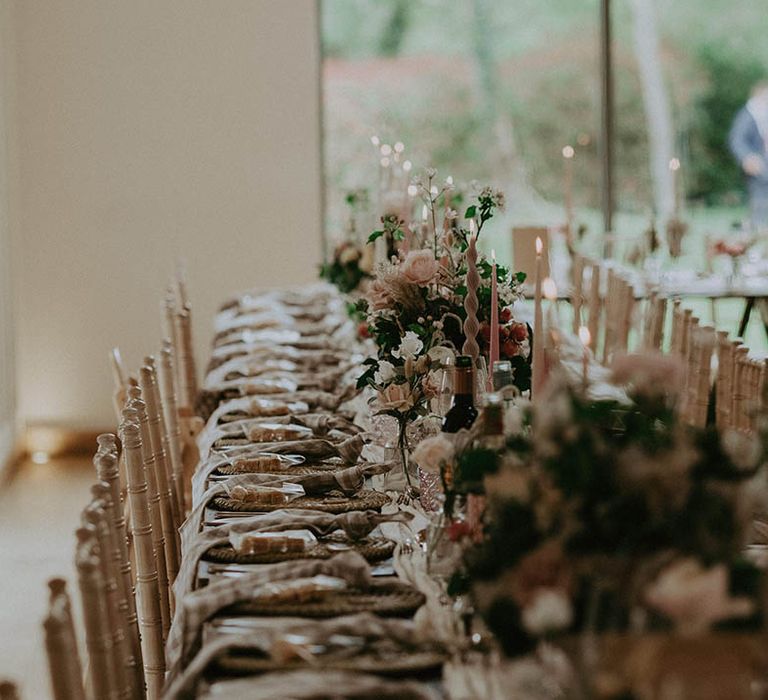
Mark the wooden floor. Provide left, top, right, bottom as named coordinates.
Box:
left=0, top=455, right=93, bottom=699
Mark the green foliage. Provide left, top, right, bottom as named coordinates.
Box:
left=319, top=249, right=369, bottom=294
left=465, top=379, right=766, bottom=650
left=687, top=45, right=766, bottom=204
left=455, top=447, right=499, bottom=493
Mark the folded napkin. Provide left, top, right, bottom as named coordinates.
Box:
left=165, top=551, right=372, bottom=678
left=163, top=613, right=428, bottom=699
left=209, top=340, right=350, bottom=371
left=203, top=357, right=302, bottom=389
left=198, top=396, right=311, bottom=436
left=196, top=388, right=354, bottom=422
left=175, top=508, right=414, bottom=600
left=227, top=415, right=352, bottom=440
left=185, top=454, right=387, bottom=543
left=215, top=316, right=346, bottom=342
left=213, top=310, right=292, bottom=335
left=183, top=473, right=295, bottom=547
left=208, top=366, right=351, bottom=395
left=215, top=328, right=345, bottom=350
left=199, top=414, right=365, bottom=458
left=297, top=462, right=394, bottom=497
left=197, top=670, right=439, bottom=700
left=191, top=438, right=363, bottom=507
left=213, top=434, right=366, bottom=464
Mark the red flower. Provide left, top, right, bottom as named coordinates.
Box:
left=500, top=307, right=512, bottom=323
left=446, top=519, right=472, bottom=542
left=479, top=323, right=492, bottom=343
left=357, top=322, right=370, bottom=339
left=502, top=339, right=519, bottom=357
left=510, top=322, right=528, bottom=342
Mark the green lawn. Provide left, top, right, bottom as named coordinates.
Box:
left=479, top=202, right=768, bottom=354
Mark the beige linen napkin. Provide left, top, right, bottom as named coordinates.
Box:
left=164, top=613, right=428, bottom=699
left=175, top=508, right=413, bottom=600
left=198, top=670, right=439, bottom=700
left=165, top=551, right=372, bottom=679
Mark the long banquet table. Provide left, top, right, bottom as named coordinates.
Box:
left=163, top=284, right=489, bottom=700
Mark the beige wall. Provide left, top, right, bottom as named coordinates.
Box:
left=0, top=0, right=17, bottom=465
left=9, top=0, right=323, bottom=429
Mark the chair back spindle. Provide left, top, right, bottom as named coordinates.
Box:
left=120, top=420, right=165, bottom=700
left=44, top=579, right=86, bottom=700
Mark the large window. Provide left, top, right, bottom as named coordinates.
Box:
left=321, top=0, right=768, bottom=345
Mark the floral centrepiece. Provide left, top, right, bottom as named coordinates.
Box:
left=320, top=189, right=373, bottom=294
left=358, top=177, right=530, bottom=392
left=355, top=175, right=529, bottom=487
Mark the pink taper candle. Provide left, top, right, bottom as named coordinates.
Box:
left=462, top=223, right=480, bottom=361
left=532, top=236, right=544, bottom=399
left=579, top=325, right=591, bottom=391
left=489, top=249, right=500, bottom=390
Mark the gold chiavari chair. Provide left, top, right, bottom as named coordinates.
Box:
left=82, top=499, right=133, bottom=700
left=688, top=324, right=716, bottom=428
left=125, top=399, right=173, bottom=632
left=732, top=346, right=750, bottom=433
left=642, top=293, right=667, bottom=352
left=75, top=526, right=119, bottom=700
left=145, top=356, right=185, bottom=523
left=601, top=269, right=635, bottom=365
left=93, top=441, right=143, bottom=694
left=570, top=252, right=584, bottom=334
left=158, top=345, right=189, bottom=515
left=138, top=366, right=183, bottom=560
left=44, top=578, right=86, bottom=700
left=120, top=419, right=165, bottom=700
left=174, top=307, right=198, bottom=413
left=715, top=331, right=736, bottom=431
left=89, top=483, right=143, bottom=700
left=585, top=259, right=602, bottom=349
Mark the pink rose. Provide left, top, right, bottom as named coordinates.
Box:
left=376, top=383, right=416, bottom=412
left=401, top=249, right=439, bottom=286
left=367, top=278, right=393, bottom=311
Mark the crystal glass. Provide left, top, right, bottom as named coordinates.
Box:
left=436, top=357, right=455, bottom=417
left=419, top=467, right=443, bottom=512
left=492, top=360, right=513, bottom=392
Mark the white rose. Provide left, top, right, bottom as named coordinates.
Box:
left=374, top=360, right=396, bottom=385
left=411, top=434, right=454, bottom=474
left=392, top=331, right=423, bottom=360
left=521, top=589, right=573, bottom=636
left=644, top=558, right=754, bottom=635
left=338, top=245, right=360, bottom=265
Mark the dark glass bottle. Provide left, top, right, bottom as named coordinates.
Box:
left=442, top=355, right=478, bottom=433
left=480, top=393, right=505, bottom=450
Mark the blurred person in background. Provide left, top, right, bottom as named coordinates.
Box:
left=730, top=80, right=768, bottom=231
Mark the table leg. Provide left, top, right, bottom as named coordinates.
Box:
left=738, top=297, right=755, bottom=338
left=756, top=298, right=768, bottom=341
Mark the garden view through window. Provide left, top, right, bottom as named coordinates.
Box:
left=321, top=0, right=768, bottom=349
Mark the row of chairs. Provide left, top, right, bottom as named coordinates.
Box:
left=44, top=282, right=199, bottom=700
left=568, top=254, right=766, bottom=434
left=569, top=253, right=637, bottom=364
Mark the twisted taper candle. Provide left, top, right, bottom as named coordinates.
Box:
left=462, top=232, right=480, bottom=361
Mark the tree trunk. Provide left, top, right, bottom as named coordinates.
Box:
left=630, top=0, right=676, bottom=224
